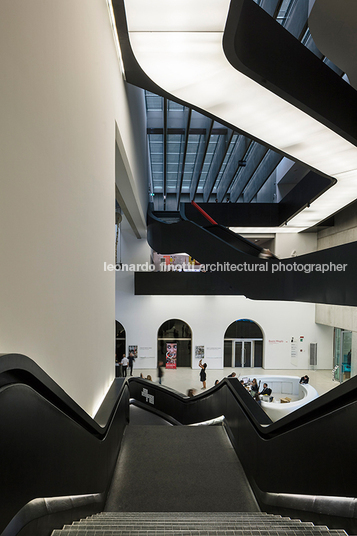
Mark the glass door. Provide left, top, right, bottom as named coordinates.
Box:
left=243, top=341, right=252, bottom=367
left=234, top=341, right=243, bottom=367
left=224, top=340, right=233, bottom=367
left=254, top=340, right=263, bottom=367
left=334, top=328, right=352, bottom=383
left=333, top=328, right=341, bottom=382
left=234, top=340, right=252, bottom=367
left=342, top=330, right=352, bottom=382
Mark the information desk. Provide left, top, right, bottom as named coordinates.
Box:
left=241, top=375, right=318, bottom=422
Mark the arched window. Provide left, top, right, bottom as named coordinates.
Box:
left=224, top=319, right=263, bottom=369
left=157, top=319, right=192, bottom=367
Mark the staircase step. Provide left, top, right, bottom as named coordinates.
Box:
left=53, top=524, right=344, bottom=536
left=51, top=513, right=348, bottom=536
left=73, top=524, right=316, bottom=529
left=73, top=523, right=317, bottom=528
left=52, top=532, right=348, bottom=536
left=90, top=513, right=275, bottom=517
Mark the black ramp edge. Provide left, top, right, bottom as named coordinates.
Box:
left=2, top=494, right=103, bottom=536
left=223, top=0, right=357, bottom=145
left=129, top=400, right=180, bottom=426
left=145, top=207, right=357, bottom=306
left=104, top=426, right=259, bottom=512
left=0, top=354, right=129, bottom=534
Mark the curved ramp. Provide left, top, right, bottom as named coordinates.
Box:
left=143, top=206, right=357, bottom=306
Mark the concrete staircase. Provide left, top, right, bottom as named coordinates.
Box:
left=51, top=512, right=348, bottom=536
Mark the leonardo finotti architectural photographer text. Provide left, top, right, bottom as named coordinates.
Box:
left=104, top=261, right=348, bottom=274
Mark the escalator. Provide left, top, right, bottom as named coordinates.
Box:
left=2, top=354, right=357, bottom=535
left=142, top=204, right=357, bottom=306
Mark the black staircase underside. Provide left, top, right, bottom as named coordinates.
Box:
left=139, top=206, right=357, bottom=306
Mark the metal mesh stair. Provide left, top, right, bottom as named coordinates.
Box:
left=51, top=512, right=348, bottom=536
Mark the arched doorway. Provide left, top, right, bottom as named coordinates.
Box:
left=157, top=319, right=192, bottom=367
left=224, top=319, right=263, bottom=368
left=115, top=321, right=126, bottom=363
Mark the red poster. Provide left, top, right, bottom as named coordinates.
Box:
left=166, top=342, right=177, bottom=369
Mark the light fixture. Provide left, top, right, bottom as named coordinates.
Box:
left=122, top=0, right=357, bottom=230
left=106, top=0, right=126, bottom=76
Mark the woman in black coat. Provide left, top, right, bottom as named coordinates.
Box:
left=199, top=359, right=207, bottom=389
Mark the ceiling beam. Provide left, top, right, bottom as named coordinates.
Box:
left=176, top=109, right=192, bottom=209
left=216, top=137, right=251, bottom=202
left=189, top=118, right=214, bottom=201
left=230, top=143, right=268, bottom=202
left=243, top=151, right=283, bottom=203
left=163, top=97, right=167, bottom=209
left=203, top=129, right=234, bottom=202
left=259, top=0, right=281, bottom=18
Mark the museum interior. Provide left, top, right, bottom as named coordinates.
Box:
left=1, top=0, right=357, bottom=535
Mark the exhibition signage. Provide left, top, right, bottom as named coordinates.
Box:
left=166, top=342, right=177, bottom=369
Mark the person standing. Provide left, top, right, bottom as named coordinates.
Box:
left=199, top=359, right=207, bottom=389
left=158, top=361, right=164, bottom=384
left=128, top=351, right=135, bottom=376
left=121, top=354, right=129, bottom=377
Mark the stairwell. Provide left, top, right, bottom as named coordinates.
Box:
left=51, top=512, right=348, bottom=536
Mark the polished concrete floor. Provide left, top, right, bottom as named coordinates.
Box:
left=132, top=366, right=341, bottom=397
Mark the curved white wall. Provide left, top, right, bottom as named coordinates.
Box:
left=0, top=0, right=147, bottom=415
left=250, top=375, right=319, bottom=421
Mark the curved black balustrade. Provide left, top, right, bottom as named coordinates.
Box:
left=3, top=353, right=357, bottom=535
left=0, top=354, right=129, bottom=536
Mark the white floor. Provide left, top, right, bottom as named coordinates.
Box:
left=133, top=366, right=341, bottom=398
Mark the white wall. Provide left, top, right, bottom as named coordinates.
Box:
left=116, top=273, right=333, bottom=371
left=315, top=201, right=357, bottom=379
left=0, top=0, right=145, bottom=415
left=118, top=215, right=152, bottom=266
left=275, top=232, right=317, bottom=258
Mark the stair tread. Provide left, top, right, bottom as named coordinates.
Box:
left=77, top=524, right=305, bottom=527
left=51, top=513, right=347, bottom=536
left=56, top=525, right=344, bottom=536
left=73, top=525, right=318, bottom=529
left=52, top=532, right=348, bottom=536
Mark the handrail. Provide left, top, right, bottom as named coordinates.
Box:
left=0, top=353, right=125, bottom=437
left=129, top=373, right=357, bottom=439
left=0, top=354, right=129, bottom=535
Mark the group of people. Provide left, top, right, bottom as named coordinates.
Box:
left=246, top=379, right=272, bottom=404
left=246, top=378, right=272, bottom=396
left=117, top=352, right=135, bottom=377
